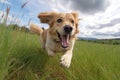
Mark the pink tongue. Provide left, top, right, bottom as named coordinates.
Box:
left=61, top=35, right=69, bottom=48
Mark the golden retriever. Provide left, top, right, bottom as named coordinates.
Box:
left=30, top=11, right=79, bottom=68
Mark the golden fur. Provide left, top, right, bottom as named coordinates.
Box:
left=30, top=11, right=79, bottom=68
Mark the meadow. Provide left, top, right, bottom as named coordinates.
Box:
left=0, top=25, right=120, bottom=80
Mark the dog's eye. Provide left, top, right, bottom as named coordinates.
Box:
left=57, top=19, right=62, bottom=23
left=71, top=20, right=74, bottom=24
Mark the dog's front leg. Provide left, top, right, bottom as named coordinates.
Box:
left=46, top=48, right=55, bottom=56
left=60, top=50, right=73, bottom=68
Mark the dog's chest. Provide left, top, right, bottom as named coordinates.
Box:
left=54, top=42, right=64, bottom=52
left=48, top=41, right=63, bottom=51
left=46, top=39, right=67, bottom=52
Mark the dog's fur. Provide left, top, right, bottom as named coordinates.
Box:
left=30, top=12, right=79, bottom=68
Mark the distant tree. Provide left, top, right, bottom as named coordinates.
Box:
left=13, top=24, right=19, bottom=30
left=113, top=42, right=119, bottom=45
left=101, top=42, right=105, bottom=44
left=21, top=26, right=30, bottom=33
left=93, top=40, right=97, bottom=43
left=88, top=40, right=91, bottom=42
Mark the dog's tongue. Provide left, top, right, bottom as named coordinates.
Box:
left=61, top=35, right=69, bottom=48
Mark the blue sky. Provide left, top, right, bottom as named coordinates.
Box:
left=0, top=0, right=120, bottom=39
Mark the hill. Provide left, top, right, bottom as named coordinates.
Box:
left=78, top=37, right=98, bottom=40
left=0, top=25, right=120, bottom=80
left=78, top=37, right=120, bottom=45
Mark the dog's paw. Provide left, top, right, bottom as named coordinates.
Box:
left=60, top=55, right=71, bottom=68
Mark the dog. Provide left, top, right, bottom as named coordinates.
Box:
left=30, top=11, right=79, bottom=68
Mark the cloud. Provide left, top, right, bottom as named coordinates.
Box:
left=97, top=18, right=120, bottom=29
left=89, top=23, right=120, bottom=38
left=76, top=0, right=120, bottom=39
left=0, top=0, right=10, bottom=4
left=69, top=0, right=110, bottom=14
left=26, top=0, right=110, bottom=15
left=87, top=17, right=120, bottom=29
left=44, top=0, right=110, bottom=14
left=92, top=31, right=120, bottom=37
left=79, top=20, right=120, bottom=39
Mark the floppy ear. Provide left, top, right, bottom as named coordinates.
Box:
left=71, top=11, right=80, bottom=34
left=38, top=12, right=56, bottom=24
left=71, top=11, right=79, bottom=21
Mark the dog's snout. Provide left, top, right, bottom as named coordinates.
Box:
left=64, top=25, right=73, bottom=34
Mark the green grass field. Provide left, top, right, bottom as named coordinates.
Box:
left=0, top=25, right=120, bottom=80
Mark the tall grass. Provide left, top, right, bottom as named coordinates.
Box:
left=0, top=25, right=11, bottom=80
left=0, top=25, right=120, bottom=80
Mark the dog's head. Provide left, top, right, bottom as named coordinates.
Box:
left=38, top=12, right=79, bottom=48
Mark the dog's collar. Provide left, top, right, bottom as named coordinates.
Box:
left=53, top=39, right=60, bottom=43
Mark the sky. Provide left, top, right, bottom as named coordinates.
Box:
left=0, top=0, right=120, bottom=39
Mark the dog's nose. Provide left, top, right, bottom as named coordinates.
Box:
left=64, top=25, right=73, bottom=34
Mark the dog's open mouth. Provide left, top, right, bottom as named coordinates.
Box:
left=56, top=31, right=70, bottom=48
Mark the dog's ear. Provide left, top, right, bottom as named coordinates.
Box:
left=71, top=11, right=80, bottom=34
left=38, top=12, right=57, bottom=24
left=71, top=11, right=79, bottom=21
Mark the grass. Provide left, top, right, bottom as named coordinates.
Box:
left=0, top=25, right=120, bottom=80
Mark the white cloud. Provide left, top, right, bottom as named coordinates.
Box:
left=77, top=0, right=120, bottom=39
left=0, top=0, right=10, bottom=4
